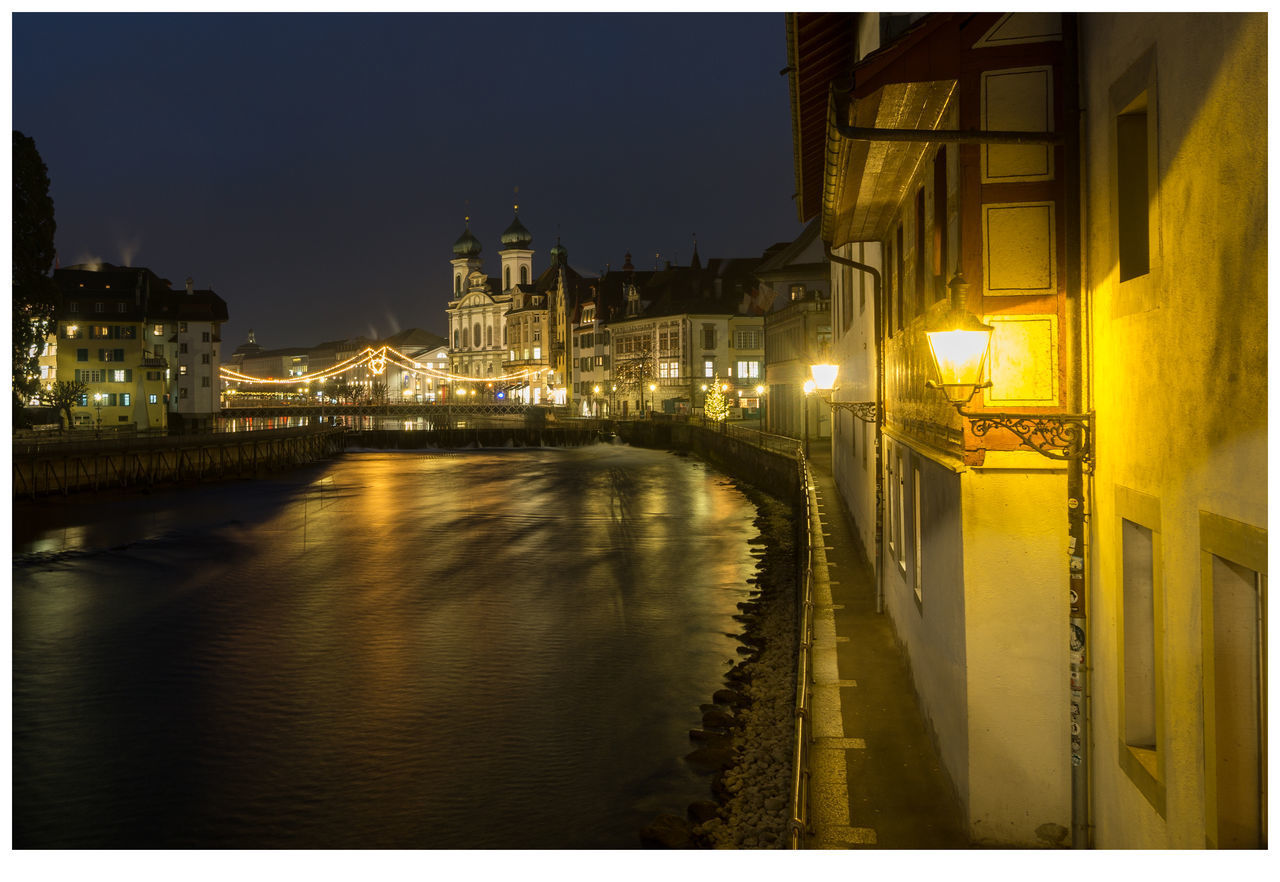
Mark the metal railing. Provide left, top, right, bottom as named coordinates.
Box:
left=701, top=419, right=804, bottom=459
left=788, top=455, right=816, bottom=848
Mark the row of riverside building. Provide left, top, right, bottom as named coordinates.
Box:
left=38, top=264, right=228, bottom=433
left=442, top=207, right=820, bottom=419
left=787, top=12, right=1266, bottom=848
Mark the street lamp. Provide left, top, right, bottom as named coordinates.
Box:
left=922, top=271, right=1092, bottom=848
left=648, top=382, right=657, bottom=417
left=806, top=363, right=879, bottom=423
left=92, top=392, right=103, bottom=437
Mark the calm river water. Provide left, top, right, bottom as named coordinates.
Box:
left=12, top=444, right=760, bottom=848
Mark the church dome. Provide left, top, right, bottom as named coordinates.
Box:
left=452, top=222, right=482, bottom=258
left=549, top=239, right=568, bottom=266
left=499, top=210, right=533, bottom=250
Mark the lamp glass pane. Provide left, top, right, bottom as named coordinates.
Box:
left=810, top=363, right=839, bottom=391
left=927, top=329, right=992, bottom=387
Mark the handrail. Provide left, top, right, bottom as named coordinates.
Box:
left=788, top=455, right=816, bottom=848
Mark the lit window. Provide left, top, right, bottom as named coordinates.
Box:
left=736, top=360, right=760, bottom=379
left=111, top=370, right=127, bottom=382
left=148, top=394, right=158, bottom=404
left=180, top=365, right=188, bottom=375
left=533, top=347, right=541, bottom=359
left=153, top=324, right=164, bottom=336
left=704, top=360, right=714, bottom=378
left=121, top=393, right=131, bottom=406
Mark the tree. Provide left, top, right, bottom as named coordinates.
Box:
left=369, top=379, right=388, bottom=404
left=704, top=374, right=729, bottom=422
left=613, top=334, right=656, bottom=408
left=41, top=379, right=86, bottom=431
left=12, top=131, right=59, bottom=428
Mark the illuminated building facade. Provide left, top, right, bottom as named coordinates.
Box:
left=574, top=251, right=766, bottom=417
left=760, top=220, right=833, bottom=437
left=51, top=264, right=226, bottom=432
left=445, top=215, right=519, bottom=394
left=788, top=10, right=1267, bottom=848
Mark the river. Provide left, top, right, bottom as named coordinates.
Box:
left=11, top=444, right=761, bottom=849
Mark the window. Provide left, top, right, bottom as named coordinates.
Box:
left=659, top=360, right=679, bottom=379
left=201, top=353, right=210, bottom=364
left=120, top=393, right=131, bottom=406
left=110, top=369, right=129, bottom=382
left=180, top=365, right=188, bottom=376
left=153, top=323, right=164, bottom=336
left=505, top=267, right=511, bottom=289
left=473, top=323, right=481, bottom=348
left=77, top=348, right=88, bottom=362
left=520, top=266, right=528, bottom=285
left=202, top=376, right=210, bottom=387
left=117, top=302, right=127, bottom=313
left=180, top=342, right=188, bottom=354
left=895, top=223, right=905, bottom=332
left=120, top=326, right=136, bottom=339
left=915, top=187, right=926, bottom=317
left=1115, top=486, right=1164, bottom=814
left=1198, top=511, right=1267, bottom=848
left=65, top=325, right=82, bottom=339
left=202, top=331, right=210, bottom=342
left=68, top=301, right=79, bottom=312
left=702, top=327, right=716, bottom=349
left=148, top=394, right=158, bottom=404
left=933, top=147, right=948, bottom=289
left=790, top=284, right=805, bottom=301
left=912, top=464, right=923, bottom=603
left=179, top=322, right=188, bottom=333
left=94, top=302, right=104, bottom=313
left=1117, top=95, right=1150, bottom=281
left=533, top=347, right=541, bottom=360
left=180, top=387, right=189, bottom=399
left=736, top=360, right=760, bottom=379
left=79, top=393, right=88, bottom=406
left=704, top=360, right=714, bottom=378
left=453, top=330, right=459, bottom=348
left=734, top=330, right=761, bottom=350
left=455, top=274, right=462, bottom=295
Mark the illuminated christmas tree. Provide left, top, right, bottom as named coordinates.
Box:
left=704, top=374, right=729, bottom=422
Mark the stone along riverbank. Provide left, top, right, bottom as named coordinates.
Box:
left=641, top=483, right=798, bottom=848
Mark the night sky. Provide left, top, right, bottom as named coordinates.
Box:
left=12, top=12, right=803, bottom=353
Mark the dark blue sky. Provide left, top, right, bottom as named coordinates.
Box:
left=12, top=12, right=802, bottom=349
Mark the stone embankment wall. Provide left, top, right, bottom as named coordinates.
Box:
left=618, top=420, right=808, bottom=849
left=12, top=428, right=345, bottom=498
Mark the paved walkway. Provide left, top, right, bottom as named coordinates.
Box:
left=804, top=448, right=971, bottom=849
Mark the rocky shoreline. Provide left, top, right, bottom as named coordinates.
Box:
left=640, top=482, right=798, bottom=848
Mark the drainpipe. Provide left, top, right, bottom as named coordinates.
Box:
left=823, top=241, right=884, bottom=615
left=1062, top=12, right=1091, bottom=850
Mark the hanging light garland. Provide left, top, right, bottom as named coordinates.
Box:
left=220, top=345, right=547, bottom=386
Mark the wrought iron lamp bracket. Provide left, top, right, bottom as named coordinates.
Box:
left=957, top=407, right=1093, bottom=468
left=926, top=381, right=1093, bottom=467
left=825, top=399, right=878, bottom=423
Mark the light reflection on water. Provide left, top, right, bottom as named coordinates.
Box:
left=12, top=445, right=757, bottom=848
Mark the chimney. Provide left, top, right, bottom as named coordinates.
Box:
left=185, top=277, right=194, bottom=295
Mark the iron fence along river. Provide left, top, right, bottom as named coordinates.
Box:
left=12, top=444, right=759, bottom=848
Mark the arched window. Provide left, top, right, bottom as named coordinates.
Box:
left=520, top=266, right=528, bottom=285
left=453, top=329, right=460, bottom=349
left=503, top=326, right=507, bottom=345
left=473, top=323, right=481, bottom=348
left=486, top=325, right=493, bottom=346
left=505, top=267, right=511, bottom=290
left=455, top=274, right=461, bottom=295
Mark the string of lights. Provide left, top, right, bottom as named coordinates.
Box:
left=220, top=345, right=551, bottom=386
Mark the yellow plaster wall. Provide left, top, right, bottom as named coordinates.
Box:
left=960, top=466, right=1071, bottom=844
left=1081, top=12, right=1267, bottom=848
